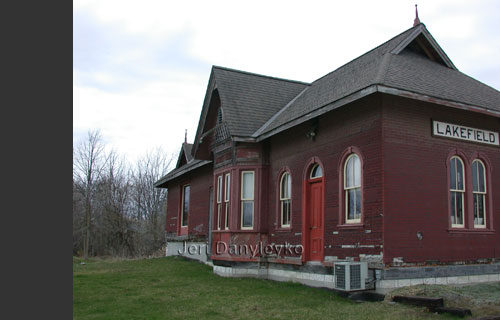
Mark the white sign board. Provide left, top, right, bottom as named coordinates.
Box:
left=433, top=121, right=499, bottom=146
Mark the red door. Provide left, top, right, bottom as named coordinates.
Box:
left=308, top=180, right=324, bottom=261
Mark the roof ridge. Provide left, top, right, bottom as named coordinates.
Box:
left=252, top=86, right=310, bottom=137
left=374, top=53, right=392, bottom=84
left=212, top=65, right=311, bottom=86
left=311, top=24, right=421, bottom=84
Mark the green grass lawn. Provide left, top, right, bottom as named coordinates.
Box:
left=74, top=256, right=454, bottom=320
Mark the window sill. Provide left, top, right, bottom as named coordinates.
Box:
left=447, top=228, right=496, bottom=234
left=212, top=230, right=231, bottom=233
left=212, top=229, right=260, bottom=233
left=337, top=223, right=364, bottom=229
left=274, top=228, right=293, bottom=233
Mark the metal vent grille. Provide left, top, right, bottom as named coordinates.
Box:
left=335, top=264, right=346, bottom=289
left=350, top=264, right=361, bottom=289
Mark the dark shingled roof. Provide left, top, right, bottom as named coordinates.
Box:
left=212, top=66, right=309, bottom=137
left=175, top=143, right=194, bottom=169
left=156, top=23, right=500, bottom=188
left=255, top=24, right=500, bottom=136
left=154, top=159, right=212, bottom=188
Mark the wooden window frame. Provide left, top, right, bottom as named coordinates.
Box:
left=240, top=171, right=255, bottom=230
left=224, top=173, right=230, bottom=230
left=472, top=159, right=487, bottom=229
left=280, top=172, right=291, bottom=228
left=181, top=184, right=190, bottom=228
left=216, top=175, right=222, bottom=230
left=450, top=156, right=465, bottom=228
left=344, top=154, right=362, bottom=224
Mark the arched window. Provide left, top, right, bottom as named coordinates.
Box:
left=181, top=185, right=190, bottom=227
left=280, top=172, right=291, bottom=227
left=472, top=159, right=486, bottom=228
left=449, top=156, right=465, bottom=228
left=344, top=154, right=361, bottom=223
left=310, top=164, right=323, bottom=179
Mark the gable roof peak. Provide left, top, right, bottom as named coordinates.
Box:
left=390, top=23, right=457, bottom=70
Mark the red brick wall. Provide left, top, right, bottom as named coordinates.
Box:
left=382, top=94, right=500, bottom=265
left=165, top=165, right=213, bottom=238
left=266, top=94, right=384, bottom=260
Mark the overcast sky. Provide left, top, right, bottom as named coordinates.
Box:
left=73, top=0, right=500, bottom=164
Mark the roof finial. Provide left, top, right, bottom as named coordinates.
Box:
left=184, top=129, right=187, bottom=143
left=413, top=4, right=421, bottom=27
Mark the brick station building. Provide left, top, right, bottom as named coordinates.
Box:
left=155, top=22, right=500, bottom=289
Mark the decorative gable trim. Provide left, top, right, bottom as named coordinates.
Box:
left=391, top=24, right=457, bottom=70
left=192, top=70, right=218, bottom=159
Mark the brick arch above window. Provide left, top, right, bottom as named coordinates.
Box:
left=302, top=156, right=325, bottom=181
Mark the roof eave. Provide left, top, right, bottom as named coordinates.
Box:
left=255, top=84, right=500, bottom=142
left=154, top=160, right=212, bottom=188
left=376, top=85, right=500, bottom=118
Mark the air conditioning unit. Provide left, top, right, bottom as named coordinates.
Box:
left=334, top=261, right=368, bottom=291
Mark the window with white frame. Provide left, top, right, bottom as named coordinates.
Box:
left=310, top=163, right=323, bottom=179
left=472, top=159, right=486, bottom=228
left=280, top=172, right=291, bottom=227
left=344, top=154, right=361, bottom=223
left=216, top=175, right=222, bottom=230
left=449, top=156, right=465, bottom=227
left=241, top=171, right=254, bottom=229
left=224, top=173, right=230, bottom=229
left=181, top=185, right=190, bottom=227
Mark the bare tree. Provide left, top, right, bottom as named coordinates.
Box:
left=131, top=148, right=174, bottom=255
left=73, top=130, right=107, bottom=259
left=93, top=150, right=137, bottom=256
left=73, top=130, right=176, bottom=258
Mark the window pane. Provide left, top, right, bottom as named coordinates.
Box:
left=225, top=205, right=229, bottom=228
left=478, top=161, right=485, bottom=193
left=478, top=194, right=484, bottom=225
left=311, top=164, right=322, bottom=178
left=217, top=176, right=222, bottom=202
left=456, top=192, right=463, bottom=225
left=354, top=155, right=361, bottom=187
left=474, top=194, right=479, bottom=224
left=456, top=159, right=464, bottom=190
left=346, top=158, right=354, bottom=187
left=282, top=200, right=290, bottom=226
left=474, top=194, right=485, bottom=226
left=183, top=186, right=190, bottom=226
left=355, top=188, right=361, bottom=219
left=242, top=201, right=253, bottom=227
left=472, top=161, right=478, bottom=192
left=281, top=173, right=290, bottom=199
left=450, top=158, right=457, bottom=190
left=217, top=204, right=221, bottom=229
left=287, top=174, right=291, bottom=198
left=242, top=172, right=254, bottom=199
left=225, top=174, right=230, bottom=201
left=348, top=189, right=355, bottom=220
left=450, top=192, right=456, bottom=225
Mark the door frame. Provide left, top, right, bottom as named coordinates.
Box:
left=301, top=157, right=325, bottom=262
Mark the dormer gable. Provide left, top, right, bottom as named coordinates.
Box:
left=175, top=142, right=193, bottom=169
left=391, top=24, right=457, bottom=70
